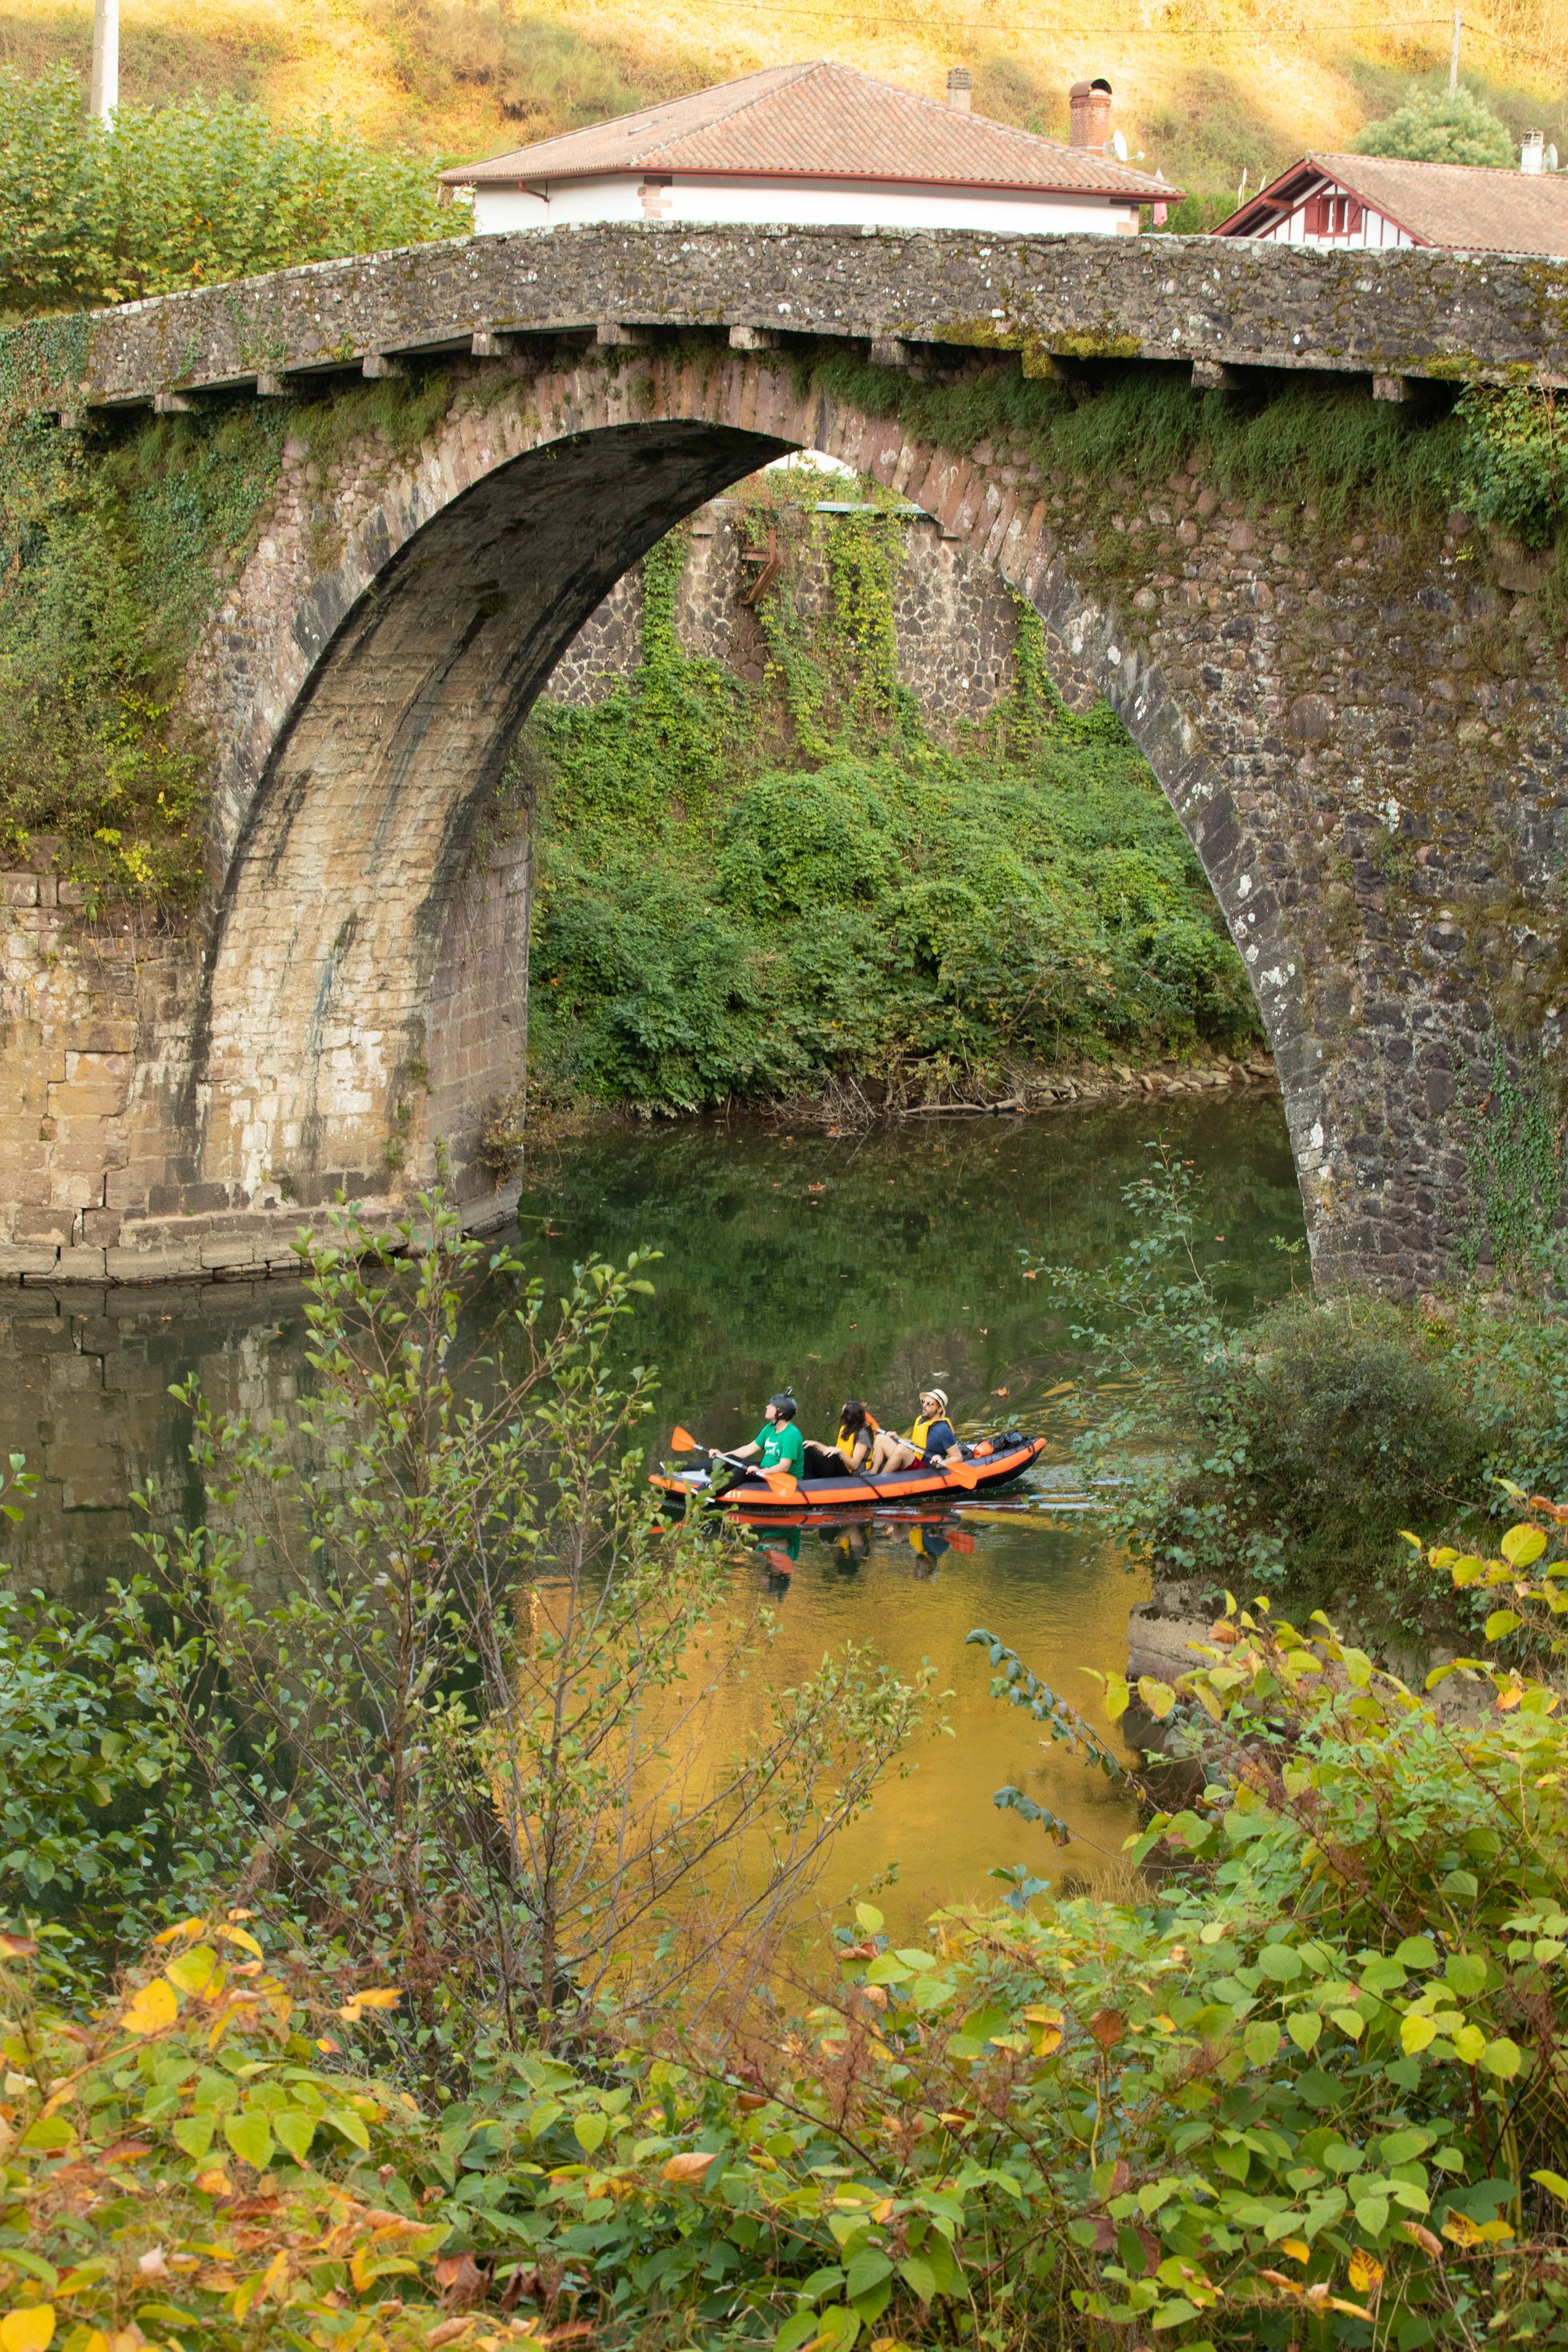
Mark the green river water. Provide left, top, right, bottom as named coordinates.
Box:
left=0, top=1091, right=1301, bottom=1934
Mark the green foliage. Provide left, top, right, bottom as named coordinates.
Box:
left=118, top=1186, right=926, bottom=2061
left=1025, top=1144, right=1568, bottom=1635
left=14, top=1527, right=1568, bottom=2350
left=0, top=404, right=292, bottom=902
left=1456, top=386, right=1568, bottom=549
left=529, top=508, right=1258, bottom=1110
left=0, top=1459, right=194, bottom=1974
left=0, top=64, right=460, bottom=317
left=1355, top=83, right=1514, bottom=166
left=1458, top=1046, right=1568, bottom=1278
left=1136, top=1295, right=1506, bottom=1600
left=0, top=1918, right=451, bottom=2352
left=809, top=353, right=1467, bottom=534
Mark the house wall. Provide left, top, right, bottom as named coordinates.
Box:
left=470, top=173, right=1140, bottom=237
left=1254, top=196, right=1418, bottom=250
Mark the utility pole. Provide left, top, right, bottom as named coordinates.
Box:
left=1449, top=6, right=1462, bottom=90
left=89, top=0, right=118, bottom=122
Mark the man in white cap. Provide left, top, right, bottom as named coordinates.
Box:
left=866, top=1386, right=961, bottom=1477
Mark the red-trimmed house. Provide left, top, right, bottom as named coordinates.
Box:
left=1213, top=147, right=1568, bottom=254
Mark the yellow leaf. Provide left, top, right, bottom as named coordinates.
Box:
left=1138, top=1677, right=1177, bottom=1721
left=1442, top=2214, right=1483, bottom=2248
left=1023, top=2005, right=1064, bottom=2057
left=661, top=2151, right=718, bottom=2184
left=194, top=2166, right=232, bottom=2197
left=212, top=1925, right=263, bottom=1958
left=0, top=2309, right=55, bottom=2352
left=1400, top=2014, right=1437, bottom=2055
left=1349, top=2250, right=1384, bottom=2294
left=152, top=1918, right=210, bottom=1946
left=1281, top=2241, right=1310, bottom=2265
left=122, top=1980, right=178, bottom=2037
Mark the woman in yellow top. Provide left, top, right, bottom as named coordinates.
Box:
left=802, top=1399, right=877, bottom=1479
left=866, top=1388, right=961, bottom=1477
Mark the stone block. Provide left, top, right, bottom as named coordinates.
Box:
left=0, top=1242, right=62, bottom=1278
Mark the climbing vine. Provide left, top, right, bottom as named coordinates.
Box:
left=1458, top=1045, right=1567, bottom=1284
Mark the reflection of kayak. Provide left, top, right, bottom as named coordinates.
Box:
left=651, top=1434, right=1046, bottom=1514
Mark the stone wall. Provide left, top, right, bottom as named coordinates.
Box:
left=14, top=223, right=1568, bottom=411
left=546, top=496, right=1025, bottom=733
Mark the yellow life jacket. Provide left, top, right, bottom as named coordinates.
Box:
left=910, top=1413, right=936, bottom=1451
left=837, top=1414, right=877, bottom=1465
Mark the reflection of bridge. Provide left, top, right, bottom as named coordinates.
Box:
left=6, top=226, right=1568, bottom=1291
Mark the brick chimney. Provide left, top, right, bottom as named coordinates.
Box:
left=1069, top=77, right=1113, bottom=150
left=946, top=66, right=972, bottom=111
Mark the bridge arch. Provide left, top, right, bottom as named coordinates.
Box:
left=190, top=347, right=1334, bottom=1265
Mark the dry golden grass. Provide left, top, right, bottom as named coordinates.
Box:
left=6, top=0, right=1568, bottom=200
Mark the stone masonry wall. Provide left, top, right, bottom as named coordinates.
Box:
left=547, top=497, right=1023, bottom=732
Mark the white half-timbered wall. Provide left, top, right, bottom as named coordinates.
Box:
left=1254, top=179, right=1418, bottom=247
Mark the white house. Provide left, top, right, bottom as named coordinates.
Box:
left=1214, top=145, right=1568, bottom=254
left=438, top=61, right=1179, bottom=238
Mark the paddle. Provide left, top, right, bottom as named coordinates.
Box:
left=670, top=1426, right=801, bottom=1498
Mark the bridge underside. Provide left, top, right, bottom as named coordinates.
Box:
left=197, top=418, right=786, bottom=1219
left=3, top=334, right=1563, bottom=1290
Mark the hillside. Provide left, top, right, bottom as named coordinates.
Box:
left=6, top=0, right=1568, bottom=226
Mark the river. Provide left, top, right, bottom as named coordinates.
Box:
left=0, top=1091, right=1301, bottom=1934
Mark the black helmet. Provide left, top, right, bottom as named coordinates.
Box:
left=768, top=1389, right=798, bottom=1422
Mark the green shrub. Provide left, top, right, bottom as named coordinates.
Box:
left=0, top=65, right=459, bottom=318
left=6, top=1518, right=1566, bottom=2350
left=1456, top=386, right=1568, bottom=549
left=528, top=510, right=1260, bottom=1111
left=1142, top=1295, right=1507, bottom=1600
left=1355, top=83, right=1514, bottom=166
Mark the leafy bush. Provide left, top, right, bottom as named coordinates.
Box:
left=0, top=66, right=459, bottom=317
left=1354, top=84, right=1515, bottom=166
left=5, top=1517, right=1566, bottom=2350
left=0, top=1477, right=194, bottom=1972
left=1456, top=386, right=1568, bottom=549
left=1023, top=1146, right=1556, bottom=1634
left=1138, top=1295, right=1506, bottom=1600
left=115, top=1188, right=926, bottom=2066
left=528, top=518, right=1259, bottom=1112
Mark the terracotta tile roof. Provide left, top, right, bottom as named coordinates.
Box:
left=1214, top=149, right=1568, bottom=254
left=439, top=60, right=1178, bottom=201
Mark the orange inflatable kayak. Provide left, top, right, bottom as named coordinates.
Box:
left=650, top=1432, right=1046, bottom=1514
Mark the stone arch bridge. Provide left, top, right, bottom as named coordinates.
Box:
left=3, top=225, right=1567, bottom=1290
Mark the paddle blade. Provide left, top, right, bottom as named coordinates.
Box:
left=672, top=1426, right=699, bottom=1453
left=949, top=1460, right=986, bottom=1490
left=759, top=1468, right=800, bottom=1494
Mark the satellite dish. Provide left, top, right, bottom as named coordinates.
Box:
left=1111, top=127, right=1128, bottom=160
left=1550, top=142, right=1561, bottom=170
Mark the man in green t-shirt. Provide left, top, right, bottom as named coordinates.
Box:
left=726, top=1390, right=806, bottom=1481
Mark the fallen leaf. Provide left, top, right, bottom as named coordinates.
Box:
left=992, top=1387, right=1010, bottom=1398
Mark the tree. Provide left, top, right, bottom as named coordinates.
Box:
left=121, top=1189, right=930, bottom=2073
left=1354, top=85, right=1514, bottom=167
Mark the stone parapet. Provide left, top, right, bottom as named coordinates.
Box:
left=10, top=226, right=1568, bottom=414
